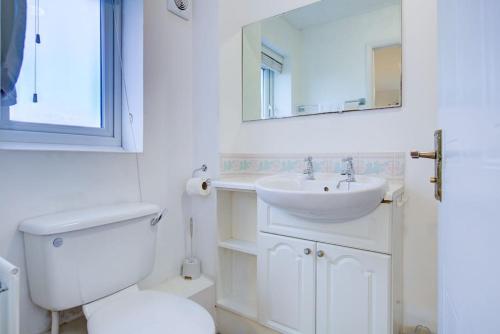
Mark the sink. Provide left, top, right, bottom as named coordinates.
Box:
left=255, top=173, right=388, bottom=221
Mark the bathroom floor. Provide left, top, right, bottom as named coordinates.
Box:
left=44, top=318, right=87, bottom=334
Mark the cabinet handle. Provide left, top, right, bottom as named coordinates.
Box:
left=304, top=248, right=312, bottom=255
left=317, top=250, right=325, bottom=258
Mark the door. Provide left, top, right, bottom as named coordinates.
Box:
left=438, top=0, right=500, bottom=333
left=258, top=233, right=316, bottom=334
left=373, top=44, right=402, bottom=108
left=316, top=243, right=391, bottom=334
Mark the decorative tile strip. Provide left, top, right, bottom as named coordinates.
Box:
left=220, top=153, right=405, bottom=180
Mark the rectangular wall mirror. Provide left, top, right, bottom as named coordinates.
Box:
left=242, top=0, right=402, bottom=121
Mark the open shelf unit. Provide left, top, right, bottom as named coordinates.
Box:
left=216, top=188, right=258, bottom=319
left=217, top=248, right=258, bottom=320
left=217, top=189, right=257, bottom=255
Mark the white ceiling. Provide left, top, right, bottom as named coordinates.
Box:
left=282, top=0, right=400, bottom=30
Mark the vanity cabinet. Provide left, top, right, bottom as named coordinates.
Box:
left=257, top=184, right=404, bottom=334
left=316, top=243, right=391, bottom=334
left=258, top=233, right=391, bottom=334
left=257, top=233, right=316, bottom=334
left=214, top=177, right=404, bottom=334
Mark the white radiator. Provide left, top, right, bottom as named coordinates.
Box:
left=0, top=257, right=19, bottom=334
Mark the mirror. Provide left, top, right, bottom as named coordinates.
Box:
left=242, top=0, right=402, bottom=121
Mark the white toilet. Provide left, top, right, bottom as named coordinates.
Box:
left=19, top=203, right=215, bottom=334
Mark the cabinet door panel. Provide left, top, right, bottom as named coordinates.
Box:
left=316, top=243, right=391, bottom=334
left=258, top=233, right=316, bottom=334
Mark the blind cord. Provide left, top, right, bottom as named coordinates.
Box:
left=33, top=0, right=41, bottom=103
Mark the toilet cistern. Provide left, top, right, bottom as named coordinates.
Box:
left=19, top=203, right=215, bottom=334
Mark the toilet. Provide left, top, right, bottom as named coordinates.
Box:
left=19, top=203, right=215, bottom=334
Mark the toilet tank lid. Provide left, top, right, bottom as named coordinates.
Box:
left=19, top=203, right=161, bottom=236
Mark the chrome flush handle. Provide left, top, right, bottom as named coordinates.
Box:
left=151, top=208, right=167, bottom=226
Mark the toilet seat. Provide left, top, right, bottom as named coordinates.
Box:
left=85, top=289, right=215, bottom=334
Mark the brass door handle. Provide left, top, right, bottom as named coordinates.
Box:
left=410, top=151, right=437, bottom=159
left=410, top=130, right=443, bottom=202
left=317, top=250, right=325, bottom=258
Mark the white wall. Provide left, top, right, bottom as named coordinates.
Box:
left=191, top=0, right=220, bottom=281
left=219, top=0, right=438, bottom=330
left=0, top=1, right=194, bottom=333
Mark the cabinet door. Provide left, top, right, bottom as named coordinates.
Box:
left=316, top=243, right=391, bottom=334
left=258, top=233, right=316, bottom=334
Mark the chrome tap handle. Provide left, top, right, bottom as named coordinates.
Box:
left=303, top=156, right=315, bottom=179
left=343, top=157, right=354, bottom=168
left=340, top=157, right=356, bottom=181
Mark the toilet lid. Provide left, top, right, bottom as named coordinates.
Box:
left=86, top=290, right=215, bottom=334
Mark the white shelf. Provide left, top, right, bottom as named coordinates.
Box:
left=217, top=297, right=258, bottom=320
left=150, top=275, right=214, bottom=298
left=219, top=239, right=258, bottom=256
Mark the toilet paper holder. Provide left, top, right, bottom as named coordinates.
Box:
left=192, top=164, right=211, bottom=186
left=192, top=164, right=208, bottom=177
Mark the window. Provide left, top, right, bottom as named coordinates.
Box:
left=0, top=0, right=121, bottom=147
left=261, top=68, right=275, bottom=119
left=260, top=45, right=284, bottom=119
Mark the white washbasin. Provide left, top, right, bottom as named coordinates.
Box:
left=255, top=173, right=388, bottom=222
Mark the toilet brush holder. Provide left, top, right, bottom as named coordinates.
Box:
left=182, top=257, right=201, bottom=280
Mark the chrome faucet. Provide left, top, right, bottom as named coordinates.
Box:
left=303, top=156, right=315, bottom=180
left=336, top=157, right=356, bottom=189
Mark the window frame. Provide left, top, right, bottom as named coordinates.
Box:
left=261, top=67, right=275, bottom=119
left=0, top=0, right=122, bottom=148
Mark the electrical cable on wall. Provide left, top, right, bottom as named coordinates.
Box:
left=112, top=0, right=144, bottom=203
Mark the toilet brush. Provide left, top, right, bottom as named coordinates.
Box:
left=182, top=218, right=201, bottom=280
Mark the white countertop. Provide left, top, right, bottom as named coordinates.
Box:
left=213, top=174, right=404, bottom=201
left=212, top=174, right=262, bottom=191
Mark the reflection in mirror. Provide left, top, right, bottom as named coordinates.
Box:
left=242, top=0, right=402, bottom=121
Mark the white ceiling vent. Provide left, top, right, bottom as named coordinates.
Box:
left=168, top=0, right=192, bottom=21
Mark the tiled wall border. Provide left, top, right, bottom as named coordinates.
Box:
left=220, top=152, right=405, bottom=180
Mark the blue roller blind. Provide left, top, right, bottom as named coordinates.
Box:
left=1, top=0, right=27, bottom=106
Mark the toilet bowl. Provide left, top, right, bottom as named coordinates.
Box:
left=84, top=285, right=215, bottom=334
left=19, top=203, right=215, bottom=333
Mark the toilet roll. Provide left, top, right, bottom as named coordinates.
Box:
left=186, top=177, right=211, bottom=196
